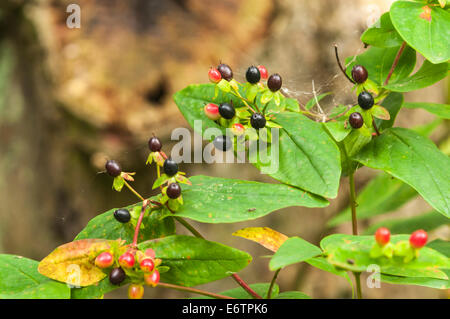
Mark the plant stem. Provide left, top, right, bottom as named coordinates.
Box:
left=372, top=119, right=380, bottom=136
left=334, top=44, right=355, bottom=84
left=132, top=200, right=149, bottom=247
left=384, top=41, right=406, bottom=85
left=158, top=282, right=235, bottom=299
left=174, top=216, right=205, bottom=238
left=354, top=273, right=362, bottom=299
left=348, top=171, right=358, bottom=236
left=124, top=181, right=145, bottom=201
left=230, top=87, right=259, bottom=113
left=231, top=273, right=262, bottom=299
left=267, top=269, right=280, bottom=299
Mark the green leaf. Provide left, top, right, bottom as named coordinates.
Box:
left=354, top=127, right=450, bottom=218
left=113, top=176, right=124, bottom=192
left=153, top=173, right=170, bottom=189
left=321, top=234, right=450, bottom=279
left=138, top=235, right=251, bottom=287
left=345, top=45, right=416, bottom=86
left=75, top=203, right=175, bottom=242
left=361, top=12, right=404, bottom=48
left=371, top=105, right=391, bottom=120
left=258, top=112, right=341, bottom=198
left=305, top=257, right=354, bottom=294
left=269, top=237, right=322, bottom=271
left=412, top=118, right=443, bottom=137
left=305, top=92, right=331, bottom=110
left=275, top=291, right=311, bottom=299
left=194, top=283, right=279, bottom=299
left=427, top=239, right=450, bottom=258
left=323, top=117, right=351, bottom=142
left=384, top=60, right=448, bottom=92
left=338, top=129, right=372, bottom=176
left=171, top=175, right=328, bottom=223
left=390, top=1, right=450, bottom=64
left=363, top=211, right=449, bottom=235
left=403, top=102, right=450, bottom=119
left=71, top=276, right=129, bottom=299
left=380, top=272, right=450, bottom=289
left=0, top=254, right=70, bottom=299
left=375, top=92, right=403, bottom=131
left=328, top=173, right=417, bottom=227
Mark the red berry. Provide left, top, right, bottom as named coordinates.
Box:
left=140, top=258, right=155, bottom=273
left=204, top=103, right=221, bottom=121
left=217, top=63, right=233, bottom=81
left=166, top=182, right=181, bottom=199
left=351, top=65, right=368, bottom=84
left=145, top=248, right=156, bottom=259
left=257, top=65, right=268, bottom=80
left=119, top=252, right=135, bottom=269
left=128, top=284, right=144, bottom=299
left=95, top=252, right=114, bottom=268
left=349, top=112, right=363, bottom=129
left=231, top=123, right=245, bottom=136
left=375, top=227, right=390, bottom=246
left=208, top=68, right=222, bottom=83
left=267, top=74, right=282, bottom=92
left=409, top=230, right=427, bottom=249
left=144, top=270, right=160, bottom=287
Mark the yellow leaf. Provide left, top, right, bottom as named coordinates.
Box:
left=233, top=227, right=288, bottom=252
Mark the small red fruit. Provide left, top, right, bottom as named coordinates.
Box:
left=375, top=227, right=390, bottom=246
left=118, top=252, right=135, bottom=269
left=409, top=230, right=428, bottom=249
left=95, top=252, right=114, bottom=268
left=208, top=68, right=222, bottom=83
left=231, top=123, right=245, bottom=136
left=140, top=258, right=155, bottom=273
left=144, top=270, right=160, bottom=287
left=145, top=248, right=156, bottom=259
left=257, top=65, right=268, bottom=80
left=204, top=103, right=221, bottom=121
left=128, top=284, right=144, bottom=299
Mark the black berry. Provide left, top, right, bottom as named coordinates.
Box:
left=105, top=160, right=121, bottom=177
left=358, top=91, right=374, bottom=110
left=267, top=73, right=282, bottom=92
left=218, top=102, right=235, bottom=119
left=351, top=65, right=368, bottom=83
left=163, top=159, right=178, bottom=177
left=250, top=113, right=266, bottom=130
left=217, top=63, right=233, bottom=81
left=246, top=66, right=261, bottom=84
left=148, top=137, right=162, bottom=152
left=213, top=135, right=232, bottom=152
left=349, top=112, right=363, bottom=129
left=167, top=183, right=181, bottom=199
left=114, top=209, right=131, bottom=223
left=109, top=267, right=126, bottom=285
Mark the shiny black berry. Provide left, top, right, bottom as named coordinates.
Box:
left=217, top=63, right=233, bottom=81
left=109, top=267, right=126, bottom=285
left=213, top=135, right=232, bottom=152
left=267, top=73, right=282, bottom=92
left=105, top=160, right=121, bottom=177
left=358, top=91, right=374, bottom=110
left=218, top=102, right=235, bottom=119
left=250, top=113, right=266, bottom=130
left=114, top=209, right=131, bottom=223
left=163, top=159, right=178, bottom=177
left=349, top=112, right=363, bottom=129
left=148, top=137, right=162, bottom=152
left=351, top=65, right=368, bottom=84
left=167, top=183, right=181, bottom=199
left=246, top=66, right=261, bottom=84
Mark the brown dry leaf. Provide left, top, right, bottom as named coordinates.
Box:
left=38, top=239, right=122, bottom=287
left=233, top=227, right=288, bottom=252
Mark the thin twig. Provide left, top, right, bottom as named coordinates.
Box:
left=372, top=119, right=380, bottom=136
left=158, top=282, right=235, bottom=299
left=334, top=44, right=355, bottom=84
left=348, top=172, right=358, bottom=236
left=267, top=269, right=280, bottom=299
left=384, top=41, right=406, bottom=86
left=124, top=181, right=145, bottom=201
left=132, top=200, right=149, bottom=247
left=312, top=80, right=326, bottom=122
left=231, top=273, right=262, bottom=299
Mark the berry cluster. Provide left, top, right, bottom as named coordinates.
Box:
left=370, top=227, right=428, bottom=262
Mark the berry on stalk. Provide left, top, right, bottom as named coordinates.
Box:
left=166, top=183, right=181, bottom=199
left=144, top=270, right=160, bottom=287
left=128, top=284, right=144, bottom=299
left=351, top=65, right=368, bottom=83
left=267, top=73, right=282, bottom=92
left=105, top=160, right=121, bottom=177
left=145, top=248, right=156, bottom=259
left=148, top=137, right=162, bottom=152
left=349, top=112, right=363, bottom=129
left=250, top=113, right=266, bottom=130
left=375, top=227, right=390, bottom=246
left=213, top=135, right=232, bottom=152
left=140, top=258, right=155, bottom=273
left=217, top=63, right=233, bottom=81
left=409, top=230, right=427, bottom=249
left=204, top=103, right=221, bottom=121
left=257, top=65, right=268, bottom=80
left=231, top=123, right=245, bottom=136
left=95, top=252, right=114, bottom=268
left=163, top=158, right=178, bottom=177
left=358, top=91, right=374, bottom=110
left=119, top=252, right=135, bottom=269
left=246, top=66, right=261, bottom=84
left=114, top=208, right=131, bottom=223
left=208, top=67, right=222, bottom=83
left=109, top=267, right=126, bottom=285
left=218, top=102, right=235, bottom=119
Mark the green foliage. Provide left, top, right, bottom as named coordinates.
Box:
left=195, top=283, right=279, bottom=299
left=269, top=237, right=322, bottom=270
left=361, top=12, right=404, bottom=48
left=274, top=291, right=311, bottom=299
left=403, top=102, right=450, bottom=119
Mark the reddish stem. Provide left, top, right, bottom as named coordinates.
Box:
left=231, top=274, right=262, bottom=299
left=384, top=42, right=406, bottom=86
left=132, top=200, right=149, bottom=247
left=334, top=44, right=355, bottom=84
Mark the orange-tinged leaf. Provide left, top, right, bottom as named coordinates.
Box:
left=419, top=5, right=432, bottom=22
left=38, top=239, right=123, bottom=287
left=233, top=227, right=288, bottom=252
